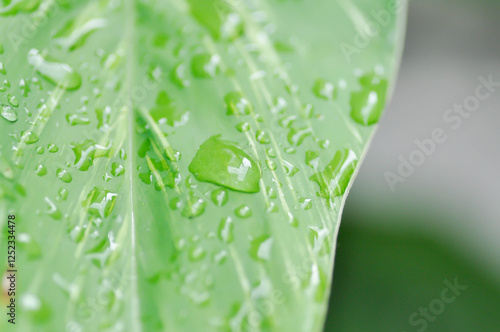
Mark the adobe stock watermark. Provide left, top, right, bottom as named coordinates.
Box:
left=385, top=74, right=500, bottom=192
left=340, top=0, right=407, bottom=63
left=403, top=277, right=467, bottom=332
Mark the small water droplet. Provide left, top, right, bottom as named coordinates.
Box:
left=305, top=150, right=320, bottom=169
left=225, top=92, right=252, bottom=115
left=21, top=131, right=39, bottom=144
left=313, top=78, right=336, bottom=100
left=191, top=53, right=220, bottom=78
left=235, top=204, right=252, bottom=218
left=255, top=130, right=270, bottom=144
left=56, top=168, right=72, bottom=183
left=35, top=163, right=47, bottom=176
left=47, top=144, right=58, bottom=153
left=7, top=94, right=19, bottom=107
left=1, top=105, right=17, bottom=122
left=350, top=72, right=388, bottom=126
left=211, top=188, right=228, bottom=206
left=181, top=191, right=206, bottom=218
left=287, top=126, right=312, bottom=146
left=83, top=187, right=117, bottom=218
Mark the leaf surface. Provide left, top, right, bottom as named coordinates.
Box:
left=0, top=0, right=406, bottom=331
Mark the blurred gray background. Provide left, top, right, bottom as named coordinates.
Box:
left=326, top=0, right=500, bottom=331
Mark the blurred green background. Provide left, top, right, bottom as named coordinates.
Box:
left=325, top=0, right=500, bottom=331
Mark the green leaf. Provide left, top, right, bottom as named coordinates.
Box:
left=0, top=0, right=406, bottom=331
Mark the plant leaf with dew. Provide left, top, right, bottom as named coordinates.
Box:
left=0, top=0, right=407, bottom=331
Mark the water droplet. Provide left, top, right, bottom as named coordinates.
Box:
left=249, top=236, right=273, bottom=261
left=47, top=144, right=58, bottom=153
left=35, top=163, right=47, bottom=176
left=71, top=139, right=111, bottom=171
left=282, top=160, right=299, bottom=177
left=36, top=147, right=44, bottom=154
left=235, top=122, right=250, bottom=132
left=170, top=62, right=190, bottom=88
left=310, top=149, right=357, bottom=199
left=189, top=135, right=261, bottom=193
left=0, top=62, right=6, bottom=75
left=1, top=105, right=17, bottom=122
left=181, top=191, right=206, bottom=218
left=111, top=162, right=124, bottom=177
left=189, top=246, right=206, bottom=261
left=305, top=150, right=320, bottom=169
left=56, top=168, right=72, bottom=183
left=191, top=53, right=220, bottom=78
left=313, top=78, right=336, bottom=100
left=83, top=187, right=117, bottom=218
left=287, top=126, right=312, bottom=146
left=66, top=113, right=90, bottom=126
left=211, top=188, right=228, bottom=206
left=44, top=197, right=61, bottom=219
left=255, top=130, right=270, bottom=144
left=21, top=131, right=39, bottom=144
left=170, top=197, right=182, bottom=210
left=225, top=92, right=252, bottom=115
left=0, top=0, right=41, bottom=16
left=266, top=186, right=276, bottom=199
left=235, top=204, right=252, bottom=218
left=309, top=226, right=330, bottom=255
left=27, top=49, right=81, bottom=90
left=278, top=115, right=297, bottom=128
left=265, top=159, right=277, bottom=170
left=54, top=18, right=108, bottom=51
left=7, top=94, right=19, bottom=107
left=299, top=197, right=312, bottom=210
left=350, top=73, right=388, bottom=126
left=57, top=188, right=68, bottom=201
left=218, top=216, right=234, bottom=243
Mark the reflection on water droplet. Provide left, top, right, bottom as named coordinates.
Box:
left=249, top=235, right=273, bottom=261
left=111, top=162, right=124, bottom=177
left=189, top=135, right=261, bottom=193
left=54, top=18, right=107, bottom=51
left=235, top=204, right=252, bottom=218
left=28, top=49, right=81, bottom=90
left=310, top=149, right=357, bottom=199
left=48, top=144, right=58, bottom=153
left=57, top=188, right=68, bottom=201
left=1, top=105, right=17, bottom=122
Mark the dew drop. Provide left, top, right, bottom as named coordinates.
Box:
left=313, top=78, right=336, bottom=100
left=235, top=122, right=250, bottom=132
left=21, top=131, right=39, bottom=144
left=7, top=94, right=19, bottom=107
left=235, top=204, right=252, bottom=218
left=181, top=191, right=206, bottom=218
left=211, top=188, right=228, bottom=207
left=191, top=53, right=220, bottom=78
left=350, top=73, right=388, bottom=126
left=305, top=150, right=320, bottom=169
left=287, top=126, right=312, bottom=146
left=255, top=130, right=270, bottom=144
left=310, top=149, right=357, bottom=199
left=1, top=105, right=17, bottom=122
left=83, top=187, right=117, bottom=218
left=56, top=168, right=72, bottom=183
left=35, top=163, right=47, bottom=176
left=225, top=92, right=252, bottom=115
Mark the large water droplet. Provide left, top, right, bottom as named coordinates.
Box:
left=189, top=135, right=261, bottom=193
left=28, top=49, right=81, bottom=90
